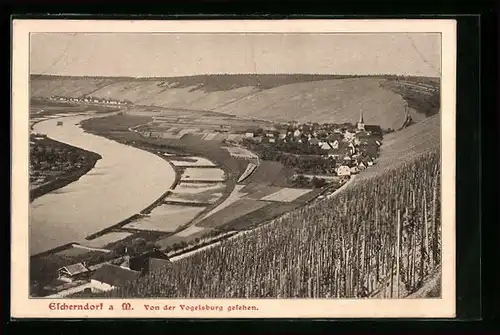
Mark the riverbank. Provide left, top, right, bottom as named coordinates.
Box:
left=29, top=136, right=103, bottom=202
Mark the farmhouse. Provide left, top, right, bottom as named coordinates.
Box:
left=128, top=250, right=172, bottom=274
left=57, top=263, right=91, bottom=283
left=91, top=263, right=141, bottom=291
left=320, top=142, right=332, bottom=150
left=364, top=125, right=383, bottom=139
left=336, top=165, right=351, bottom=176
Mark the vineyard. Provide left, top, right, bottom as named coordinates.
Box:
left=104, top=149, right=441, bottom=299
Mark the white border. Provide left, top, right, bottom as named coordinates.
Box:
left=11, top=19, right=456, bottom=319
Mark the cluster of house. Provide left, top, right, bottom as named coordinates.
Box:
left=49, top=96, right=131, bottom=105
left=43, top=249, right=172, bottom=298
left=245, top=111, right=383, bottom=176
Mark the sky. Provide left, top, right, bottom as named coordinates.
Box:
left=30, top=33, right=441, bottom=77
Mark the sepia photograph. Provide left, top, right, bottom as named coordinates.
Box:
left=11, top=19, right=456, bottom=318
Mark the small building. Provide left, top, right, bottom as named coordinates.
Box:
left=320, top=142, right=332, bottom=150
left=358, top=161, right=367, bottom=170
left=348, top=143, right=356, bottom=155
left=91, top=263, right=141, bottom=291
left=129, top=250, right=172, bottom=274
left=344, top=130, right=355, bottom=141
left=350, top=166, right=359, bottom=174
left=293, top=129, right=302, bottom=137
left=336, top=165, right=351, bottom=176
left=57, top=263, right=91, bottom=283
left=364, top=125, right=383, bottom=139
left=245, top=132, right=254, bottom=138
left=331, top=140, right=339, bottom=150
left=269, top=138, right=276, bottom=143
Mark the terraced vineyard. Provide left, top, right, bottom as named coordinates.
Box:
left=103, top=149, right=441, bottom=298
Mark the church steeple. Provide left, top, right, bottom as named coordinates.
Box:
left=357, top=109, right=365, bottom=131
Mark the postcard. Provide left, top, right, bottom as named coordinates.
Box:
left=11, top=18, right=456, bottom=318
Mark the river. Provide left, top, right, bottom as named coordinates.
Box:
left=30, top=114, right=176, bottom=256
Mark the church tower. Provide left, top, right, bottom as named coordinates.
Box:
left=357, top=109, right=365, bottom=131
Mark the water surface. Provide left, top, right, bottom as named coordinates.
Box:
left=30, top=115, right=176, bottom=255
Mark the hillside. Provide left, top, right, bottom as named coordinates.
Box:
left=355, top=113, right=440, bottom=183
left=30, top=74, right=439, bottom=130
left=101, top=148, right=441, bottom=299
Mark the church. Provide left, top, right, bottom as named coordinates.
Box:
left=355, top=110, right=383, bottom=139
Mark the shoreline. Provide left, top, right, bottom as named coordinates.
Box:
left=31, top=118, right=222, bottom=258
left=29, top=112, right=120, bottom=201
left=30, top=152, right=102, bottom=202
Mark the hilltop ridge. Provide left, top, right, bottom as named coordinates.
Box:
left=30, top=74, right=439, bottom=130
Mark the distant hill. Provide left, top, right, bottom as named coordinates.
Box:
left=30, top=74, right=439, bottom=129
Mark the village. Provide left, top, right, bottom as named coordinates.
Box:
left=31, top=109, right=386, bottom=299
left=49, top=95, right=132, bottom=106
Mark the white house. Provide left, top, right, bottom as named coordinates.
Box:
left=269, top=138, right=276, bottom=143
left=348, top=143, right=356, bottom=155
left=245, top=132, right=254, bottom=138
left=293, top=129, right=302, bottom=137
left=320, top=142, right=332, bottom=150
left=57, top=263, right=91, bottom=283
left=336, top=165, right=351, bottom=176
left=344, top=130, right=355, bottom=141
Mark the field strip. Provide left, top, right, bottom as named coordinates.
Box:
left=71, top=244, right=111, bottom=253
left=170, top=176, right=356, bottom=262
left=260, top=187, right=313, bottom=202
left=192, top=184, right=246, bottom=224
left=237, top=162, right=258, bottom=183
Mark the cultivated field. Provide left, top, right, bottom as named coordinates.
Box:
left=123, top=205, right=206, bottom=232
left=83, top=232, right=133, bottom=248
left=174, top=225, right=206, bottom=238
left=169, top=156, right=216, bottom=167
left=260, top=187, right=313, bottom=202
left=196, top=199, right=271, bottom=229
left=103, top=149, right=441, bottom=298
left=166, top=191, right=223, bottom=205
left=223, top=146, right=259, bottom=159
left=180, top=167, right=226, bottom=182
